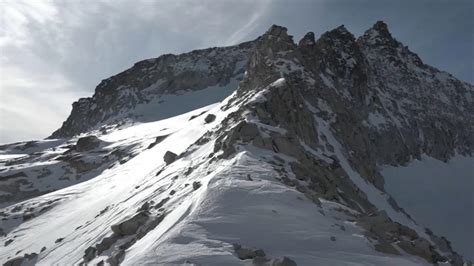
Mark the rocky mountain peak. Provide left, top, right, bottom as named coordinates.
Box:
left=298, top=31, right=315, bottom=47
left=263, top=24, right=292, bottom=41
left=309, top=24, right=365, bottom=81
left=372, top=20, right=391, bottom=35
left=1, top=22, right=473, bottom=266
left=319, top=25, right=357, bottom=46
left=257, top=24, right=297, bottom=53
left=358, top=20, right=397, bottom=47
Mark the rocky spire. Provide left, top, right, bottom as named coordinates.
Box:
left=263, top=24, right=293, bottom=42
left=319, top=25, right=356, bottom=44
left=358, top=20, right=424, bottom=67
left=372, top=21, right=391, bottom=36
left=298, top=32, right=315, bottom=47
left=358, top=20, right=398, bottom=47
left=258, top=24, right=296, bottom=52
left=311, top=24, right=364, bottom=79
left=237, top=24, right=299, bottom=95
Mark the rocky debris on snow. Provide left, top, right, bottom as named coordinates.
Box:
left=189, top=111, right=207, bottom=121
left=213, top=121, right=260, bottom=158
left=83, top=246, right=96, bottom=262
left=111, top=211, right=149, bottom=236
left=4, top=239, right=13, bottom=246
left=232, top=244, right=266, bottom=260
left=4, top=252, right=38, bottom=266
left=65, top=157, right=100, bottom=173
left=76, top=135, right=101, bottom=152
left=355, top=211, right=462, bottom=264
left=163, top=151, right=178, bottom=165
left=147, top=135, right=169, bottom=149
left=424, top=228, right=464, bottom=265
left=107, top=249, right=125, bottom=266
left=0, top=137, right=141, bottom=206
left=96, top=235, right=120, bottom=255
left=398, top=238, right=441, bottom=263
left=192, top=181, right=201, bottom=190
left=232, top=244, right=297, bottom=266
left=204, top=114, right=216, bottom=123
left=84, top=209, right=166, bottom=264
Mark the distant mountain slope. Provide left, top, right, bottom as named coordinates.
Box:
left=50, top=41, right=254, bottom=138
left=1, top=22, right=472, bottom=265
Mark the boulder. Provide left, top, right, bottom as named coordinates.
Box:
left=163, top=151, right=177, bottom=165
left=111, top=211, right=149, bottom=236
left=192, top=181, right=201, bottom=190
left=233, top=244, right=266, bottom=260
left=76, top=135, right=101, bottom=152
left=204, top=114, right=216, bottom=123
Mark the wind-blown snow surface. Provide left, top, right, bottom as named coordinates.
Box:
left=382, top=155, right=474, bottom=261
left=0, top=91, right=430, bottom=265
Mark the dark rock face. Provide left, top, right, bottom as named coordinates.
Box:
left=209, top=22, right=471, bottom=264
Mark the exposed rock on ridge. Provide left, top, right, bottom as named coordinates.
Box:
left=51, top=41, right=255, bottom=138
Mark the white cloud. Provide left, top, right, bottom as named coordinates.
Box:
left=0, top=0, right=270, bottom=144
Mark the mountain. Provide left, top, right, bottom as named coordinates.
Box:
left=1, top=22, right=473, bottom=265
left=50, top=41, right=254, bottom=138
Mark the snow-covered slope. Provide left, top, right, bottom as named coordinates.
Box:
left=0, top=89, right=436, bottom=266
left=1, top=22, right=472, bottom=265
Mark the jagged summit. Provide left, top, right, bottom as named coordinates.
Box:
left=298, top=31, right=315, bottom=47
left=358, top=20, right=399, bottom=48
left=372, top=20, right=391, bottom=36
left=264, top=24, right=290, bottom=38
left=2, top=22, right=472, bottom=265
left=48, top=21, right=389, bottom=139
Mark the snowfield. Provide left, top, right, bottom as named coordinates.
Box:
left=1, top=92, right=431, bottom=265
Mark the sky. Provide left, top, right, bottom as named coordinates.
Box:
left=0, top=0, right=472, bottom=144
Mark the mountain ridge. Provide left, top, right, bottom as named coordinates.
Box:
left=1, top=21, right=473, bottom=265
